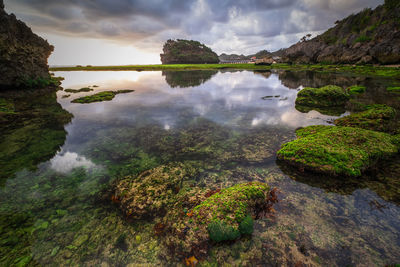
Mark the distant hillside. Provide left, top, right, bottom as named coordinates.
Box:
left=219, top=50, right=273, bottom=62
left=282, top=0, right=400, bottom=64
left=160, top=39, right=219, bottom=64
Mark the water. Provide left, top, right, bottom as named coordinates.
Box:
left=0, top=70, right=399, bottom=266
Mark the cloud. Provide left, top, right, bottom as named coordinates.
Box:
left=4, top=0, right=383, bottom=60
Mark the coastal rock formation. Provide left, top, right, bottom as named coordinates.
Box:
left=160, top=39, right=219, bottom=64
left=0, top=0, right=53, bottom=89
left=282, top=0, right=400, bottom=64
left=277, top=125, right=400, bottom=177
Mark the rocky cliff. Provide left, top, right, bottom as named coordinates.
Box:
left=0, top=0, right=54, bottom=89
left=282, top=0, right=400, bottom=65
left=160, top=39, right=219, bottom=64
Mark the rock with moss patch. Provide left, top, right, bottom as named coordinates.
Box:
left=295, top=85, right=349, bottom=109
left=277, top=125, right=400, bottom=176
left=347, top=85, right=366, bottom=95
left=161, top=182, right=270, bottom=260
left=113, top=163, right=196, bottom=219
left=334, top=104, right=398, bottom=133
left=387, top=87, right=400, bottom=93
left=71, top=90, right=134, bottom=104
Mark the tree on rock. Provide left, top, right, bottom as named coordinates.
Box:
left=160, top=39, right=219, bottom=64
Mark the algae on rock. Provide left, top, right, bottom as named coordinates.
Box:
left=277, top=125, right=400, bottom=176
left=334, top=104, right=398, bottom=133
left=295, top=85, right=349, bottom=108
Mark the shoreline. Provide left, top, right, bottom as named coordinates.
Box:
left=50, top=63, right=400, bottom=78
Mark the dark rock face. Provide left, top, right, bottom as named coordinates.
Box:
left=282, top=1, right=400, bottom=65
left=0, top=1, right=53, bottom=89
left=160, top=39, right=219, bottom=64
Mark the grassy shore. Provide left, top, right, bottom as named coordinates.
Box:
left=50, top=63, right=400, bottom=78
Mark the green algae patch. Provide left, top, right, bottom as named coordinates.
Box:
left=295, top=85, right=349, bottom=108
left=347, top=85, right=366, bottom=95
left=113, top=163, right=197, bottom=219
left=71, top=90, right=134, bottom=104
left=64, top=87, right=93, bottom=93
left=334, top=104, right=397, bottom=133
left=0, top=98, right=15, bottom=114
left=387, top=87, right=400, bottom=93
left=277, top=125, right=399, bottom=176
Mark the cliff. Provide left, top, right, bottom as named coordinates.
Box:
left=160, top=39, right=219, bottom=64
left=0, top=0, right=54, bottom=89
left=282, top=0, right=400, bottom=65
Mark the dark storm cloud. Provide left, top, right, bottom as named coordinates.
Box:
left=4, top=0, right=383, bottom=53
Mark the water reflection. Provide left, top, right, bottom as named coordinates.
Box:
left=162, top=70, right=217, bottom=88
left=0, top=88, right=72, bottom=184
left=1, top=70, right=400, bottom=266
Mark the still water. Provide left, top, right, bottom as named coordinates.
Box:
left=0, top=70, right=399, bottom=266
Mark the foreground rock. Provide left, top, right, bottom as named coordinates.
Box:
left=335, top=104, right=398, bottom=133
left=160, top=39, right=219, bottom=64
left=282, top=1, right=400, bottom=64
left=0, top=0, right=53, bottom=89
left=277, top=125, right=400, bottom=177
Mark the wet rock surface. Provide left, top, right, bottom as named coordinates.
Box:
left=0, top=0, right=53, bottom=89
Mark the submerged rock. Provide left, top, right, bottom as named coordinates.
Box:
left=113, top=163, right=197, bottom=219
left=161, top=182, right=273, bottom=260
left=0, top=0, right=53, bottom=89
left=334, top=104, right=398, bottom=133
left=277, top=125, right=400, bottom=176
left=295, top=85, right=349, bottom=108
left=160, top=39, right=219, bottom=64
left=71, top=90, right=134, bottom=104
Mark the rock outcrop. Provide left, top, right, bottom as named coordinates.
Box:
left=160, top=39, right=219, bottom=64
left=282, top=0, right=400, bottom=65
left=0, top=0, right=53, bottom=89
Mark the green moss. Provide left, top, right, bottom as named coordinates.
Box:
left=64, top=87, right=93, bottom=93
left=295, top=104, right=346, bottom=116
left=354, top=35, right=372, bottom=43
left=277, top=125, right=399, bottom=176
left=387, top=87, right=400, bottom=93
left=295, top=85, right=349, bottom=108
left=0, top=98, right=16, bottom=114
left=193, top=182, right=268, bottom=242
left=71, top=90, right=134, bottom=104
left=208, top=220, right=240, bottom=242
left=334, top=104, right=397, bottom=133
left=347, top=85, right=366, bottom=95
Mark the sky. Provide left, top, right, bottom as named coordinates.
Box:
left=4, top=0, right=383, bottom=66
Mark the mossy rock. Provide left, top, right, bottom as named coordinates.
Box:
left=160, top=182, right=270, bottom=260
left=71, top=90, right=134, bottom=104
left=113, top=163, right=196, bottom=219
left=295, top=85, right=349, bottom=107
left=334, top=104, right=398, bottom=133
left=64, top=87, right=93, bottom=93
left=387, top=87, right=400, bottom=93
left=347, top=85, right=366, bottom=95
left=295, top=103, right=346, bottom=116
left=277, top=125, right=400, bottom=176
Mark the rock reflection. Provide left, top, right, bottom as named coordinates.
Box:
left=162, top=70, right=217, bottom=88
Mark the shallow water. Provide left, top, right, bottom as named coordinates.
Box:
left=0, top=70, right=399, bottom=266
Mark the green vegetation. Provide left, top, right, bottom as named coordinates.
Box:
left=387, top=87, right=400, bottom=93
left=16, top=76, right=61, bottom=89
left=295, top=85, right=349, bottom=107
left=0, top=98, right=15, bottom=114
left=277, top=125, right=400, bottom=176
left=194, top=182, right=268, bottom=241
left=347, top=85, right=366, bottom=95
left=335, top=104, right=397, bottom=133
left=50, top=64, right=400, bottom=79
left=64, top=87, right=93, bottom=93
left=354, top=35, right=372, bottom=43
left=161, top=39, right=219, bottom=64
left=71, top=90, right=134, bottom=104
